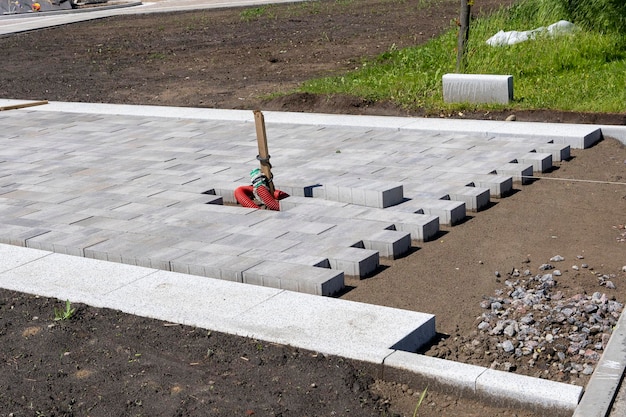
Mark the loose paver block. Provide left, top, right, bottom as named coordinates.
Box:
left=443, top=74, right=513, bottom=105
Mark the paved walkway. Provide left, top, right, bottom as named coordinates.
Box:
left=1, top=1, right=626, bottom=414
left=0, top=0, right=306, bottom=35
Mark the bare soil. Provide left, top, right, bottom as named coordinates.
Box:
left=1, top=0, right=625, bottom=416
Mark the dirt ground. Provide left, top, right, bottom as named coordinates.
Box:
left=0, top=0, right=625, bottom=416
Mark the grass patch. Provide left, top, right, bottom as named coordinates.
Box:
left=300, top=0, right=626, bottom=113
left=240, top=6, right=270, bottom=21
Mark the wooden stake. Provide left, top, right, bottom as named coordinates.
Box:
left=253, top=110, right=275, bottom=194
left=0, top=100, right=48, bottom=111
left=455, top=0, right=472, bottom=73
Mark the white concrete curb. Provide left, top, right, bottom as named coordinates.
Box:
left=384, top=350, right=583, bottom=415
left=10, top=99, right=607, bottom=149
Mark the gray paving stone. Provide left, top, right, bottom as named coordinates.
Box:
left=359, top=229, right=411, bottom=259
left=471, top=174, right=513, bottom=198
left=486, top=138, right=571, bottom=162
left=315, top=246, right=380, bottom=278
left=83, top=237, right=146, bottom=263
left=443, top=186, right=491, bottom=212
left=170, top=251, right=263, bottom=282
left=71, top=216, right=139, bottom=233
left=242, top=261, right=344, bottom=295
left=312, top=177, right=404, bottom=208
left=3, top=216, right=48, bottom=229
left=430, top=172, right=513, bottom=198
left=0, top=202, right=40, bottom=218
left=58, top=194, right=130, bottom=210
left=315, top=218, right=396, bottom=238
left=252, top=217, right=336, bottom=235
left=171, top=241, right=250, bottom=256
left=20, top=206, right=94, bottom=225
left=1, top=189, right=78, bottom=204
left=281, top=232, right=364, bottom=251
left=286, top=214, right=397, bottom=249
left=0, top=224, right=50, bottom=247
left=25, top=229, right=114, bottom=257
left=242, top=249, right=331, bottom=268
left=225, top=223, right=290, bottom=239
left=535, top=143, right=570, bottom=162
left=279, top=195, right=348, bottom=211
left=132, top=246, right=192, bottom=271
left=284, top=203, right=372, bottom=220
left=387, top=197, right=466, bottom=226
left=496, top=162, right=535, bottom=184
left=213, top=233, right=302, bottom=252
left=74, top=207, right=142, bottom=220
left=516, top=152, right=553, bottom=173
left=490, top=123, right=601, bottom=149
left=354, top=209, right=440, bottom=241
left=274, top=180, right=324, bottom=198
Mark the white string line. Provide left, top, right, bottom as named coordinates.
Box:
left=518, top=175, right=626, bottom=186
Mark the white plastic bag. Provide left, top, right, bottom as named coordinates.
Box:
left=486, top=20, right=575, bottom=46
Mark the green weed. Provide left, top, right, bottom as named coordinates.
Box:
left=148, top=52, right=167, bottom=60
left=54, top=300, right=76, bottom=321
left=240, top=6, right=267, bottom=22
left=412, top=386, right=428, bottom=417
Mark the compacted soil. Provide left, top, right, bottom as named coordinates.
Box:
left=1, top=0, right=625, bottom=416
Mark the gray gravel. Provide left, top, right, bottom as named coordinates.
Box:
left=477, top=256, right=623, bottom=377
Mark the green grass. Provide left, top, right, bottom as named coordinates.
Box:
left=300, top=0, right=626, bottom=114
left=240, top=6, right=270, bottom=21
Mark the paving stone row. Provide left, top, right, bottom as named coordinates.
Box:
left=0, top=108, right=580, bottom=295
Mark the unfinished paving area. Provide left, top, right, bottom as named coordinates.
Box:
left=1, top=99, right=614, bottom=414
left=0, top=100, right=602, bottom=295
